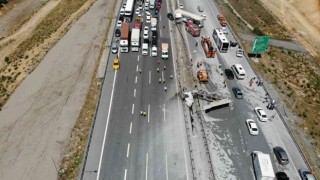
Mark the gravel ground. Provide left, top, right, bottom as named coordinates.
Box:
left=0, top=0, right=110, bottom=179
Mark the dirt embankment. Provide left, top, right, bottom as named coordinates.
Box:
left=260, top=0, right=320, bottom=56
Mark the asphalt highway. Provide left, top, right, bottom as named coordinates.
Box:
left=84, top=0, right=193, bottom=179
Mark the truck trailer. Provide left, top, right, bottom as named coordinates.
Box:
left=251, top=151, right=275, bottom=180
left=161, top=43, right=169, bottom=59
left=151, top=18, right=157, bottom=31
left=120, top=22, right=130, bottom=53
left=131, top=28, right=140, bottom=52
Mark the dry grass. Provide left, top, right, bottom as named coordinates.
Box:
left=59, top=74, right=101, bottom=179
left=0, top=0, right=90, bottom=108
left=216, top=0, right=320, bottom=177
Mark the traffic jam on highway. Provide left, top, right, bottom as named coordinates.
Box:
left=110, top=0, right=316, bottom=179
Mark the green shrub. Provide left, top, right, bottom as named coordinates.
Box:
left=252, top=27, right=265, bottom=36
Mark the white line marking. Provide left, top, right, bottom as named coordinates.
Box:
left=134, top=89, right=136, bottom=98
left=124, top=169, right=127, bottom=180
left=146, top=153, right=148, bottom=180
left=163, top=104, right=166, bottom=122
left=162, top=71, right=164, bottom=82
left=135, top=76, right=137, bottom=84
left=127, top=143, right=130, bottom=158
left=138, top=55, right=140, bottom=61
left=166, top=154, right=169, bottom=180
left=149, top=71, right=151, bottom=84
left=96, top=71, right=117, bottom=180
left=129, top=122, right=132, bottom=134
left=132, top=104, right=135, bottom=114
left=148, top=104, right=150, bottom=123
left=136, top=65, right=139, bottom=72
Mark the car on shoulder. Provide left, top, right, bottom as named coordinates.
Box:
left=115, top=29, right=121, bottom=37
left=225, top=69, right=234, bottom=79
left=246, top=119, right=258, bottom=135
left=113, top=59, right=120, bottom=70
left=254, top=107, right=268, bottom=122
left=116, top=20, right=122, bottom=28
left=236, top=49, right=244, bottom=57
left=276, top=172, right=289, bottom=180
left=111, top=43, right=118, bottom=54
left=299, top=168, right=316, bottom=180
left=273, top=146, right=289, bottom=165
left=232, top=87, right=243, bottom=99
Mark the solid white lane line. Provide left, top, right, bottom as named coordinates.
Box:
left=146, top=153, right=148, bottom=180
left=160, top=29, right=162, bottom=37
left=147, top=104, right=150, bottom=123
left=135, top=76, right=137, bottom=84
left=163, top=104, right=166, bottom=122
left=149, top=71, right=151, bottom=84
left=129, top=122, right=132, bottom=134
left=124, top=169, right=127, bottom=180
left=134, top=89, right=136, bottom=98
left=136, top=65, right=139, bottom=72
left=166, top=154, right=169, bottom=180
left=127, top=143, right=130, bottom=158
left=96, top=71, right=117, bottom=180
left=138, top=55, right=140, bottom=61
left=132, top=104, right=135, bottom=114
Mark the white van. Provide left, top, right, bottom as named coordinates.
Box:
left=142, top=43, right=148, bottom=55
left=231, top=64, right=246, bottom=79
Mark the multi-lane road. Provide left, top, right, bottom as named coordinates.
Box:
left=82, top=0, right=312, bottom=179
left=83, top=0, right=192, bottom=180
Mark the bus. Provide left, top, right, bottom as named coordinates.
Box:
left=174, top=9, right=204, bottom=27
left=124, top=0, right=135, bottom=20
left=212, top=28, right=229, bottom=53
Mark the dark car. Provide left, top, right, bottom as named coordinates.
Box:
left=167, top=13, right=174, bottom=21
left=232, top=87, right=243, bottom=99
left=276, top=172, right=289, bottom=180
left=119, top=15, right=124, bottom=22
left=152, top=31, right=158, bottom=38
left=273, top=146, right=289, bottom=165
left=225, top=69, right=234, bottom=79
left=115, top=29, right=121, bottom=37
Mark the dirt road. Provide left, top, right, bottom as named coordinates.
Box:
left=0, top=0, right=111, bottom=179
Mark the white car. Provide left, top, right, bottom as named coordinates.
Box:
left=135, top=8, right=140, bottom=15
left=236, top=49, right=244, bottom=57
left=116, top=20, right=122, bottom=28
left=120, top=8, right=125, bottom=15
left=180, top=4, right=184, bottom=9
left=200, top=14, right=207, bottom=20
left=146, top=15, right=151, bottom=23
left=143, top=27, right=149, bottom=39
left=139, top=4, right=143, bottom=10
left=222, top=27, right=228, bottom=34
left=254, top=107, right=268, bottom=122
left=145, top=10, right=150, bottom=16
left=246, top=119, right=259, bottom=135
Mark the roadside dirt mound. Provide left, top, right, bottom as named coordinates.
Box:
left=294, top=0, right=320, bottom=30
left=260, top=0, right=320, bottom=56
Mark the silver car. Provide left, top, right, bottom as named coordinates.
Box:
left=111, top=43, right=118, bottom=54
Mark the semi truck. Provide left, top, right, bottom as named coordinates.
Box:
left=120, top=22, right=130, bottom=53
left=151, top=18, right=157, bottom=31
left=161, top=43, right=168, bottom=59
left=131, top=28, right=140, bottom=52
left=251, top=151, right=275, bottom=180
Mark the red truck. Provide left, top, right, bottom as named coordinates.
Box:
left=185, top=22, right=200, bottom=37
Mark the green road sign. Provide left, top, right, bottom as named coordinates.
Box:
left=252, top=36, right=270, bottom=53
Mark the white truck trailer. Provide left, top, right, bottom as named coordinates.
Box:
left=251, top=151, right=275, bottom=180
left=131, top=28, right=140, bottom=52
left=151, top=18, right=157, bottom=31
left=161, top=43, right=168, bottom=59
